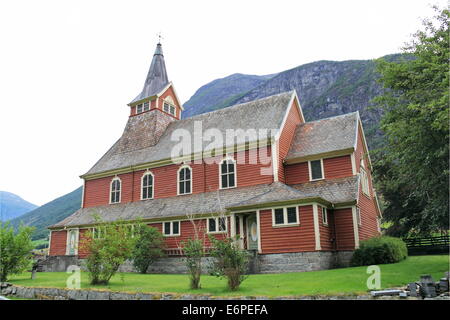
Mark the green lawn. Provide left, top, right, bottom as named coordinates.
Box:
left=8, top=255, right=449, bottom=297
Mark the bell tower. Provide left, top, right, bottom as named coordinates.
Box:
left=128, top=42, right=183, bottom=120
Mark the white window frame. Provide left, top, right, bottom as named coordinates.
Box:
left=163, top=100, right=176, bottom=116
left=356, top=207, right=362, bottom=226
left=109, top=176, right=121, bottom=204
left=163, top=221, right=181, bottom=237
left=207, top=216, right=228, bottom=234
left=141, top=171, right=154, bottom=200
left=136, top=103, right=143, bottom=114
left=65, top=228, right=79, bottom=255
left=143, top=101, right=150, bottom=112
left=360, top=159, right=370, bottom=197
left=177, top=165, right=193, bottom=195
left=219, top=157, right=237, bottom=189
left=272, top=206, right=300, bottom=227
left=322, top=207, right=328, bottom=226
left=308, top=159, right=324, bottom=181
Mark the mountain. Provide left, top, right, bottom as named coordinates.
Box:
left=10, top=187, right=82, bottom=240
left=0, top=191, right=38, bottom=221
left=182, top=73, right=276, bottom=118
left=183, top=55, right=407, bottom=149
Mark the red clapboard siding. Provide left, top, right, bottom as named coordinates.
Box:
left=318, top=206, right=334, bottom=251
left=354, top=122, right=381, bottom=241
left=78, top=229, right=91, bottom=258
left=334, top=208, right=355, bottom=250
left=148, top=218, right=230, bottom=249
left=323, top=155, right=353, bottom=179
left=278, top=99, right=303, bottom=183
left=49, top=230, right=67, bottom=256
left=259, top=205, right=315, bottom=254
left=157, top=86, right=182, bottom=119
left=285, top=162, right=309, bottom=184
left=83, top=148, right=273, bottom=208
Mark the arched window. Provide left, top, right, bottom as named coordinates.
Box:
left=141, top=171, right=154, bottom=200
left=178, top=165, right=192, bottom=195
left=220, top=157, right=236, bottom=189
left=110, top=177, right=121, bottom=204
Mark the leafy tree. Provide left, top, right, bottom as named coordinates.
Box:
left=79, top=217, right=136, bottom=285
left=131, top=224, right=165, bottom=274
left=373, top=6, right=449, bottom=236
left=208, top=236, right=250, bottom=291
left=0, top=222, right=34, bottom=282
left=181, top=238, right=204, bottom=289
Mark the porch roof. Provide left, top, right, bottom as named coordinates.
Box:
left=49, top=177, right=358, bottom=229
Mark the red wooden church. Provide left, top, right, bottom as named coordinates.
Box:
left=48, top=42, right=382, bottom=273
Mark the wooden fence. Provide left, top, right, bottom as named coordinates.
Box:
left=403, top=235, right=450, bottom=255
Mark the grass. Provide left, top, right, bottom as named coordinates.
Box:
left=8, top=255, right=449, bottom=297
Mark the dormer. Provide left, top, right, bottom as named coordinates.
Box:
left=128, top=42, right=183, bottom=120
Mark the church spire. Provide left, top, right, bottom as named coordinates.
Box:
left=130, top=42, right=169, bottom=104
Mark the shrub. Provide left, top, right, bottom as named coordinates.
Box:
left=131, top=225, right=165, bottom=274
left=208, top=236, right=250, bottom=291
left=0, top=223, right=34, bottom=282
left=351, top=236, right=408, bottom=266
left=80, top=218, right=136, bottom=285
left=181, top=238, right=204, bottom=289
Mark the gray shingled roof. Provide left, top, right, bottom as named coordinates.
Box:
left=130, top=43, right=169, bottom=104
left=50, top=177, right=358, bottom=229
left=85, top=91, right=294, bottom=176
left=286, top=112, right=358, bottom=160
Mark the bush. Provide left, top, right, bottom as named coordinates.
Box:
left=0, top=223, right=34, bottom=282
left=181, top=238, right=204, bottom=289
left=351, top=236, right=408, bottom=266
left=80, top=218, right=136, bottom=285
left=208, top=236, right=250, bottom=291
left=131, top=225, right=165, bottom=274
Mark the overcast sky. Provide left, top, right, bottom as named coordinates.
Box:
left=0, top=0, right=445, bottom=206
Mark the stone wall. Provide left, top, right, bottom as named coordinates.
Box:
left=40, top=250, right=353, bottom=274
left=2, top=282, right=440, bottom=300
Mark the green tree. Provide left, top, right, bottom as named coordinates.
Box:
left=373, top=6, right=449, bottom=236
left=79, top=217, right=136, bottom=285
left=208, top=236, right=250, bottom=291
left=0, top=222, right=34, bottom=282
left=181, top=238, right=204, bottom=289
left=131, top=224, right=165, bottom=274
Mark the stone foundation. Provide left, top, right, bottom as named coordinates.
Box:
left=40, top=250, right=354, bottom=274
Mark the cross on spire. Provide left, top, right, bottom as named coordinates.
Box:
left=157, top=32, right=164, bottom=44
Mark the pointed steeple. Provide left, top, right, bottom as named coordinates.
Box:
left=130, top=42, right=169, bottom=104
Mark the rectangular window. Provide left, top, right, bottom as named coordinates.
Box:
left=220, top=159, right=236, bottom=189
left=274, top=208, right=284, bottom=224
left=163, top=221, right=180, bottom=236
left=322, top=207, right=328, bottom=225
left=309, top=159, right=323, bottom=180
left=208, top=217, right=227, bottom=233
left=169, top=105, right=175, bottom=116
left=143, top=101, right=149, bottom=111
left=273, top=207, right=299, bottom=226
left=136, top=104, right=143, bottom=114
left=163, top=102, right=170, bottom=113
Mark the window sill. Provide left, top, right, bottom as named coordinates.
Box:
left=207, top=231, right=228, bottom=235
left=177, top=192, right=193, bottom=196
left=163, top=234, right=181, bottom=237
left=310, top=178, right=324, bottom=182
left=272, top=223, right=300, bottom=228
left=219, top=186, right=237, bottom=190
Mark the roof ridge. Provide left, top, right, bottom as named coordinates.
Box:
left=184, top=90, right=295, bottom=121
left=302, top=111, right=358, bottom=125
